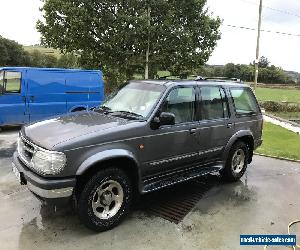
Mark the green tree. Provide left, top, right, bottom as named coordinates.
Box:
left=27, top=49, right=58, bottom=68
left=57, top=53, right=79, bottom=68
left=0, top=36, right=31, bottom=66
left=258, top=56, right=270, bottom=68
left=37, top=0, right=221, bottom=87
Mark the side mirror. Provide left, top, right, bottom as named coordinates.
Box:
left=150, top=112, right=175, bottom=129
left=159, top=112, right=175, bottom=126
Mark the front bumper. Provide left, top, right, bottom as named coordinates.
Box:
left=12, top=152, right=76, bottom=200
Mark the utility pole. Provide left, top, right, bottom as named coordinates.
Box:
left=254, top=0, right=263, bottom=92
left=145, top=5, right=150, bottom=80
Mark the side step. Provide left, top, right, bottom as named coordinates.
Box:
left=142, top=165, right=222, bottom=193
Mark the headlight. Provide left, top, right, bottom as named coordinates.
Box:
left=31, top=149, right=66, bottom=175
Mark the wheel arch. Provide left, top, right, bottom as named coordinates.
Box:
left=223, top=131, right=254, bottom=164
left=75, top=149, right=142, bottom=197
left=70, top=106, right=87, bottom=112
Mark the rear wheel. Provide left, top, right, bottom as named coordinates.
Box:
left=77, top=168, right=132, bottom=231
left=221, top=141, right=249, bottom=182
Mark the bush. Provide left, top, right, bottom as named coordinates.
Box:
left=259, top=101, right=300, bottom=112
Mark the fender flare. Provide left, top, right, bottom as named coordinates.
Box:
left=222, top=130, right=254, bottom=161
left=76, top=149, right=140, bottom=176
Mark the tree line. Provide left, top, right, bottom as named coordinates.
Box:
left=0, top=36, right=78, bottom=68
left=1, top=34, right=296, bottom=86
left=196, top=57, right=296, bottom=84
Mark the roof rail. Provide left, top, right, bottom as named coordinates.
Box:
left=196, top=76, right=242, bottom=82
left=158, top=75, right=242, bottom=83
left=158, top=75, right=186, bottom=80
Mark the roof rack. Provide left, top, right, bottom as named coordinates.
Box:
left=196, top=76, right=242, bottom=82
left=158, top=75, right=242, bottom=83
left=158, top=75, right=186, bottom=80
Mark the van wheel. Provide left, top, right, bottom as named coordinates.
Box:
left=77, top=168, right=132, bottom=232
left=220, top=141, right=249, bottom=182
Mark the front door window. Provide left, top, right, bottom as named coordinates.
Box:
left=0, top=71, right=3, bottom=94
left=161, top=87, right=196, bottom=124
left=3, top=71, right=21, bottom=94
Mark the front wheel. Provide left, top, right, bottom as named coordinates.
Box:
left=77, top=168, right=132, bottom=231
left=220, top=141, right=249, bottom=182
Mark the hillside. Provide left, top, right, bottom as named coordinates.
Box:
left=23, top=45, right=61, bottom=58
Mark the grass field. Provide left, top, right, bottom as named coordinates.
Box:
left=255, top=87, right=300, bottom=103
left=255, top=122, right=300, bottom=160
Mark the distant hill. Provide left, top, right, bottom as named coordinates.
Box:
left=23, top=45, right=61, bottom=58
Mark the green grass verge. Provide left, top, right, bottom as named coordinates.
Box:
left=255, top=122, right=300, bottom=160
left=255, top=87, right=300, bottom=103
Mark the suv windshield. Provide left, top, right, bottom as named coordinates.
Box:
left=102, top=82, right=165, bottom=118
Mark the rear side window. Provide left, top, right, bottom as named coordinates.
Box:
left=3, top=71, right=21, bottom=93
left=230, top=87, right=259, bottom=115
left=200, top=86, right=228, bottom=120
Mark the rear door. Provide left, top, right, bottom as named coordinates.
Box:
left=0, top=71, right=28, bottom=125
left=26, top=70, right=67, bottom=123
left=196, top=85, right=233, bottom=163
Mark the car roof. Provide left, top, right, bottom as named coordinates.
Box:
left=130, top=79, right=248, bottom=88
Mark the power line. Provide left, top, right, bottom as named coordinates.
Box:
left=237, top=0, right=300, bottom=19
left=224, top=24, right=300, bottom=37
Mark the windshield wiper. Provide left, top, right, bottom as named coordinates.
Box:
left=111, top=110, right=144, bottom=120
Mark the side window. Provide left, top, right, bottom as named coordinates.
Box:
left=0, top=71, right=3, bottom=93
left=230, top=87, right=259, bottom=115
left=200, top=86, right=226, bottom=120
left=161, top=87, right=196, bottom=124
left=4, top=71, right=21, bottom=93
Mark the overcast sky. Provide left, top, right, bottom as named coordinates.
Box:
left=0, top=0, right=299, bottom=72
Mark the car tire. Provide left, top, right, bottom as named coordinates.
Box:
left=77, top=167, right=132, bottom=232
left=220, top=141, right=249, bottom=182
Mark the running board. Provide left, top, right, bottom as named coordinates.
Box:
left=142, top=165, right=222, bottom=193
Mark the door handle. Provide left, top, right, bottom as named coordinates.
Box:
left=227, top=123, right=233, bottom=128
left=190, top=128, right=197, bottom=134
left=29, top=96, right=35, bottom=102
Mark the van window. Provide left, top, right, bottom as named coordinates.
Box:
left=0, top=71, right=3, bottom=93
left=4, top=71, right=21, bottom=93
left=200, top=86, right=227, bottom=120
left=230, top=87, right=259, bottom=115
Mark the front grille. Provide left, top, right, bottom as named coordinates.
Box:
left=18, top=136, right=36, bottom=167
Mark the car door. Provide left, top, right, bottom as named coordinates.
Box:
left=196, top=85, right=233, bottom=163
left=142, top=86, right=201, bottom=177
left=0, top=71, right=28, bottom=126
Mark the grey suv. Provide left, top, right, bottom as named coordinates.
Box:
left=12, top=79, right=263, bottom=231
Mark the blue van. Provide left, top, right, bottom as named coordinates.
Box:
left=0, top=67, right=104, bottom=126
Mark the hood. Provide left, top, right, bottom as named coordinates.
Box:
left=23, top=111, right=129, bottom=149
